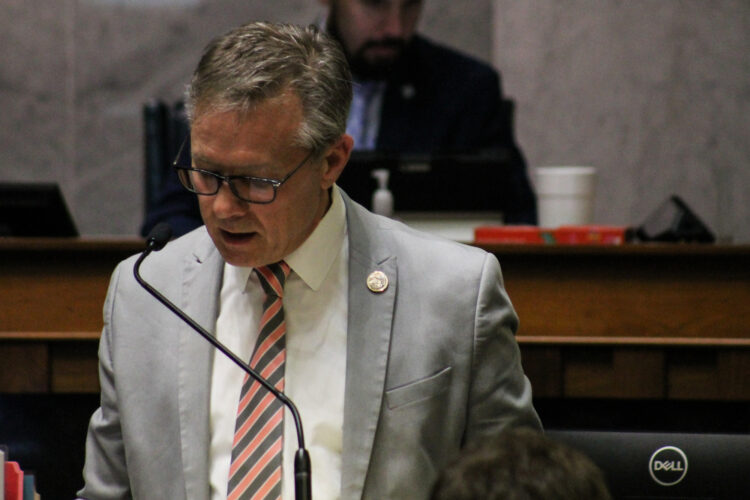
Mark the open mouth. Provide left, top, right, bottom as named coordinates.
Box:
left=220, top=229, right=256, bottom=244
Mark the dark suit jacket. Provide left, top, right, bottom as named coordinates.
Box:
left=379, top=35, right=519, bottom=155
left=375, top=35, right=536, bottom=224
left=141, top=35, right=536, bottom=237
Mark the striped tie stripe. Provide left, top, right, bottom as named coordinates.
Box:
left=235, top=354, right=285, bottom=425
left=229, top=410, right=283, bottom=477
left=229, top=438, right=283, bottom=500
left=228, top=261, right=291, bottom=500
left=231, top=392, right=281, bottom=465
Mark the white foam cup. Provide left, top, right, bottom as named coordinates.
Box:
left=535, top=166, right=597, bottom=227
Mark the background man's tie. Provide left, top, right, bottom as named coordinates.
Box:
left=346, top=80, right=382, bottom=151
left=228, top=261, right=291, bottom=500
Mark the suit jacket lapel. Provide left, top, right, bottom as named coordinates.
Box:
left=341, top=195, right=397, bottom=499
left=178, top=231, right=224, bottom=500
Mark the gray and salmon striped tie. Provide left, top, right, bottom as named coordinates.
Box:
left=228, top=261, right=292, bottom=500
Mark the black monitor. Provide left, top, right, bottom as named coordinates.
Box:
left=0, top=182, right=78, bottom=237
left=546, top=430, right=750, bottom=499
left=337, top=150, right=514, bottom=213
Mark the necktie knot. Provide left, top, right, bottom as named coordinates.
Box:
left=255, top=261, right=291, bottom=298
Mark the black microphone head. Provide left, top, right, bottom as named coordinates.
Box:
left=146, top=223, right=172, bottom=251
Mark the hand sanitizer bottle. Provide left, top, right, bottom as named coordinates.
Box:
left=371, top=168, right=394, bottom=217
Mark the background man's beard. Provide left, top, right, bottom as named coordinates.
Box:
left=326, top=10, right=406, bottom=80
left=347, top=39, right=406, bottom=80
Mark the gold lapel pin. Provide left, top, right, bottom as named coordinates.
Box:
left=367, top=270, right=389, bottom=293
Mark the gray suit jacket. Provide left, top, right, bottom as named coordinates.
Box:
left=80, top=193, right=540, bottom=499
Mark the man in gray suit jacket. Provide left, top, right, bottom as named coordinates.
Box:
left=80, top=21, right=540, bottom=500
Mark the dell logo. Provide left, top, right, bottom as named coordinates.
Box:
left=653, top=460, right=685, bottom=472
left=649, top=446, right=688, bottom=486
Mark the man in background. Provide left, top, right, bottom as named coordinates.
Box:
left=324, top=0, right=537, bottom=224
left=325, top=0, right=527, bottom=155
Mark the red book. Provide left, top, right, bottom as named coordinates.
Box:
left=475, top=225, right=631, bottom=245
left=474, top=226, right=549, bottom=244
left=4, top=461, right=24, bottom=500
left=552, top=225, right=630, bottom=245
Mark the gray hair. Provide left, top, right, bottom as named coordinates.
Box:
left=185, top=21, right=352, bottom=152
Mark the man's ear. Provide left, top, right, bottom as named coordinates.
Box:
left=320, top=134, right=354, bottom=189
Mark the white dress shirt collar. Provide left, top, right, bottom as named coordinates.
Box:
left=283, top=185, right=346, bottom=290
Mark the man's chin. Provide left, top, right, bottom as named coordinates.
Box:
left=365, top=45, right=401, bottom=62
left=350, top=57, right=399, bottom=80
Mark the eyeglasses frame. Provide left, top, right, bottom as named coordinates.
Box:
left=172, top=137, right=315, bottom=204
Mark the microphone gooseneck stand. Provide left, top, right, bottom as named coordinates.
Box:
left=134, top=223, right=312, bottom=500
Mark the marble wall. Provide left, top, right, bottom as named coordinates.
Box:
left=1, top=0, right=322, bottom=236
left=1, top=0, right=748, bottom=241
left=493, top=0, right=750, bottom=242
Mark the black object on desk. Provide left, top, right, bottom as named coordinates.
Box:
left=635, top=195, right=715, bottom=243
left=547, top=429, right=750, bottom=499
left=0, top=182, right=78, bottom=237
left=337, top=150, right=514, bottom=213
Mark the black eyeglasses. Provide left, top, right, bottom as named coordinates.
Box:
left=173, top=138, right=314, bottom=204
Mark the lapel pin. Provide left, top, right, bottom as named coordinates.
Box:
left=366, top=270, right=389, bottom=293
left=401, top=84, right=415, bottom=99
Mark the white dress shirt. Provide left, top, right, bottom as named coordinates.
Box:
left=347, top=79, right=386, bottom=151
left=209, top=186, right=349, bottom=499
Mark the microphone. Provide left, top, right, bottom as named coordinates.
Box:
left=134, top=223, right=312, bottom=500
left=145, top=221, right=172, bottom=250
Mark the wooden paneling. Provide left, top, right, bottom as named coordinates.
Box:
left=0, top=238, right=138, bottom=333
left=478, top=244, right=750, bottom=342
left=0, top=343, right=49, bottom=393
left=50, top=342, right=101, bottom=393
left=667, top=349, right=750, bottom=400
left=2, top=239, right=749, bottom=399
left=0, top=238, right=137, bottom=393
left=519, top=345, right=562, bottom=398
left=564, top=347, right=665, bottom=399
left=516, top=344, right=750, bottom=401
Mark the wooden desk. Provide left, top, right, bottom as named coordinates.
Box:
left=477, top=243, right=750, bottom=400
left=2, top=238, right=749, bottom=399
left=1, top=238, right=140, bottom=393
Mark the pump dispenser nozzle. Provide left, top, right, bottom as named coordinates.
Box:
left=371, top=168, right=394, bottom=217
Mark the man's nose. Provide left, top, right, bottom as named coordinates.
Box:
left=211, top=182, right=247, bottom=218
left=380, top=5, right=405, bottom=38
